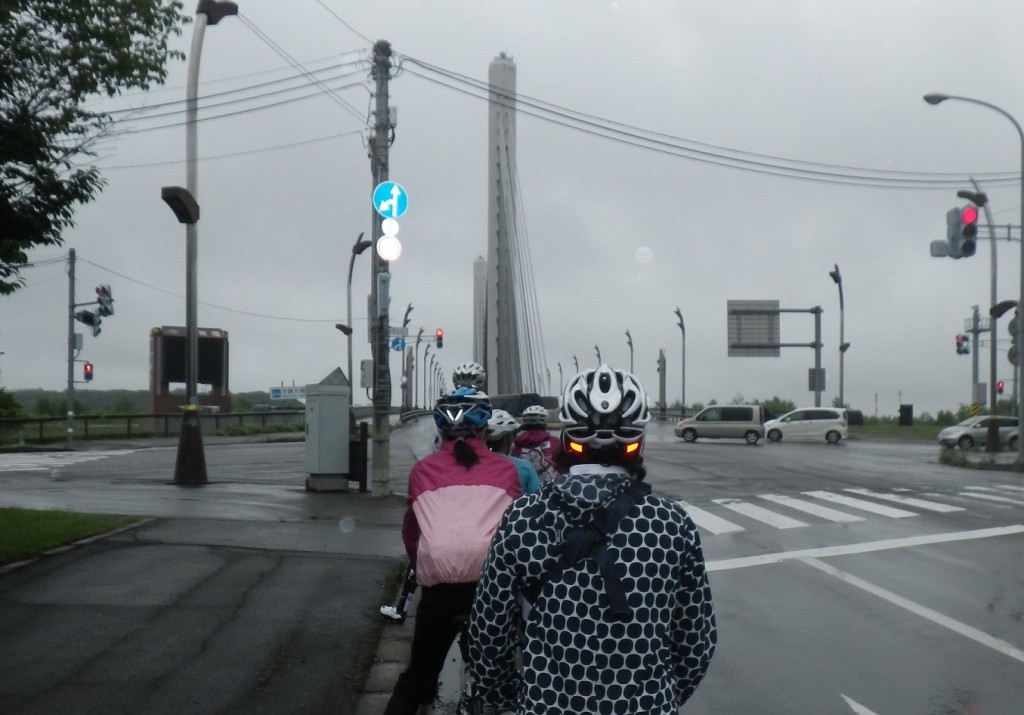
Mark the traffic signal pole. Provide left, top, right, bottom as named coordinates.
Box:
left=369, top=40, right=393, bottom=497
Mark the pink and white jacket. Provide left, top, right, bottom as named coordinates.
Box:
left=401, top=437, right=524, bottom=587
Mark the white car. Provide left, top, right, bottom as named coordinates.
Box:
left=764, top=407, right=848, bottom=444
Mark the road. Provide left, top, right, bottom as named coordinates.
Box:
left=1, top=425, right=1022, bottom=713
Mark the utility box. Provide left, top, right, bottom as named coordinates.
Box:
left=898, top=404, right=914, bottom=427
left=305, top=368, right=351, bottom=491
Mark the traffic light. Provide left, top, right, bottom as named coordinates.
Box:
left=74, top=309, right=101, bottom=337
left=956, top=334, right=970, bottom=355
left=959, top=205, right=978, bottom=257
left=435, top=328, right=443, bottom=349
left=998, top=380, right=1005, bottom=395
left=83, top=362, right=94, bottom=382
left=95, top=284, right=114, bottom=316
left=1010, top=311, right=1020, bottom=368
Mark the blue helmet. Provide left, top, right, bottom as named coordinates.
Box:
left=433, top=386, right=493, bottom=435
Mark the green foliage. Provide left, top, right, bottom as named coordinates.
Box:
left=755, top=396, right=796, bottom=415
left=0, top=1, right=189, bottom=293
left=0, top=507, right=135, bottom=565
left=0, top=388, right=22, bottom=418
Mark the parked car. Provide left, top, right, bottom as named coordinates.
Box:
left=675, top=405, right=765, bottom=444
left=936, top=416, right=1018, bottom=450
left=764, top=407, right=848, bottom=444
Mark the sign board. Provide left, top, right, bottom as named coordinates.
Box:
left=269, top=385, right=306, bottom=401
left=973, top=383, right=987, bottom=404
left=970, top=402, right=981, bottom=417
left=389, top=325, right=409, bottom=338
left=807, top=368, right=825, bottom=392
left=391, top=337, right=406, bottom=352
left=373, top=181, right=408, bottom=219
left=727, top=300, right=781, bottom=357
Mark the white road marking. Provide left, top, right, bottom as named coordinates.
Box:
left=803, top=490, right=917, bottom=518
left=0, top=450, right=135, bottom=472
left=713, top=498, right=808, bottom=529
left=960, top=490, right=1024, bottom=507
left=841, top=694, right=880, bottom=715
left=843, top=488, right=964, bottom=513
left=803, top=557, right=1024, bottom=665
left=759, top=494, right=865, bottom=522
left=708, top=524, right=1024, bottom=572
left=676, top=500, right=744, bottom=535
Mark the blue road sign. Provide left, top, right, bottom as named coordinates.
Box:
left=391, top=337, right=406, bottom=352
left=373, top=181, right=408, bottom=219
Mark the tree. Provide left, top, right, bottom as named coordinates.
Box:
left=0, top=1, right=189, bottom=294
left=0, top=388, right=22, bottom=418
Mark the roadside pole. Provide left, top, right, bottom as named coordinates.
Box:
left=65, top=249, right=75, bottom=450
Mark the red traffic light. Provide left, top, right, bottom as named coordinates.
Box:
left=435, top=328, right=444, bottom=349
left=961, top=206, right=979, bottom=225
left=998, top=380, right=1005, bottom=394
left=83, top=362, right=94, bottom=382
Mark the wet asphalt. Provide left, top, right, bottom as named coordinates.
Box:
left=0, top=428, right=425, bottom=715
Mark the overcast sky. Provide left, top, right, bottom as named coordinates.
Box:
left=4, top=0, right=1024, bottom=419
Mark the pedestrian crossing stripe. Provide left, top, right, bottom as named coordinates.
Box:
left=0, top=450, right=136, bottom=472
left=679, top=486, right=1017, bottom=536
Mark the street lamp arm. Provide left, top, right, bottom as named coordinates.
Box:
left=924, top=94, right=1024, bottom=144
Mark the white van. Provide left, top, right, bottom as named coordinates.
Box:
left=675, top=405, right=765, bottom=445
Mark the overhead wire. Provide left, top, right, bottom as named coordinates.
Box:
left=397, top=55, right=1020, bottom=190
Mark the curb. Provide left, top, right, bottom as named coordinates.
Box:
left=0, top=517, right=154, bottom=576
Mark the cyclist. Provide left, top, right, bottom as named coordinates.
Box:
left=511, top=404, right=560, bottom=482
left=486, top=408, right=541, bottom=495
left=468, top=365, right=717, bottom=714
left=452, top=361, right=486, bottom=390
left=383, top=387, right=527, bottom=715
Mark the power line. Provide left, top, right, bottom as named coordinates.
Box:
left=76, top=256, right=347, bottom=323
left=398, top=55, right=1020, bottom=190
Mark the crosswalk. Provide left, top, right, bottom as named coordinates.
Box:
left=0, top=450, right=134, bottom=473
left=678, top=484, right=1024, bottom=536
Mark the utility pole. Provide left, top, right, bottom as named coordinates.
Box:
left=65, top=248, right=76, bottom=450
left=369, top=40, right=393, bottom=497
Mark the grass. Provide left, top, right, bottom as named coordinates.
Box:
left=850, top=423, right=938, bottom=441
left=0, top=507, right=136, bottom=566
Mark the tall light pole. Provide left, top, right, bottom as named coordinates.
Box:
left=828, top=264, right=850, bottom=407
left=347, top=233, right=372, bottom=388
left=925, top=93, right=1024, bottom=464
left=422, top=343, right=432, bottom=408
left=625, top=330, right=633, bottom=373
left=674, top=307, right=686, bottom=410
left=161, top=0, right=236, bottom=486
left=572, top=355, right=578, bottom=372
left=413, top=328, right=424, bottom=408
left=594, top=345, right=601, bottom=365
left=557, top=362, right=563, bottom=391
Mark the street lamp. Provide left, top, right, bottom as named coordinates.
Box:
left=347, top=232, right=372, bottom=388
left=162, top=0, right=237, bottom=487
left=423, top=343, right=432, bottom=409
left=594, top=344, right=601, bottom=364
left=674, top=307, right=686, bottom=410
left=413, top=328, right=424, bottom=408
left=828, top=264, right=850, bottom=407
left=557, top=362, right=563, bottom=392
left=572, top=355, right=579, bottom=372
left=925, top=92, right=1024, bottom=464
left=625, top=330, right=633, bottom=373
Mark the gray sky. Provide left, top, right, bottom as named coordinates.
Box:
left=4, top=0, right=1024, bottom=419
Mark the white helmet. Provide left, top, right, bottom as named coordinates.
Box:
left=519, top=404, right=549, bottom=427
left=452, top=362, right=486, bottom=389
left=559, top=364, right=650, bottom=457
left=486, top=409, right=521, bottom=440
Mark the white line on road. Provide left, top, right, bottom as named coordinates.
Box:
left=960, top=491, right=1024, bottom=507
left=713, top=498, right=808, bottom=529
left=841, top=694, right=880, bottom=715
left=843, top=488, right=965, bottom=513
left=676, top=500, right=744, bottom=535
left=759, top=494, right=865, bottom=523
left=708, top=524, right=1024, bottom=572
left=803, top=490, right=918, bottom=518
left=803, top=557, right=1024, bottom=665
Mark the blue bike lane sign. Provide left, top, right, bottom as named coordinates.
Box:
left=373, top=181, right=408, bottom=219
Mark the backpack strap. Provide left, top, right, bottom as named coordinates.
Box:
left=522, top=481, right=651, bottom=619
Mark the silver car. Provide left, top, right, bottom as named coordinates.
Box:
left=936, top=416, right=1018, bottom=450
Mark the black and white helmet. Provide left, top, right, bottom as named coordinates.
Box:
left=452, top=362, right=486, bottom=389
left=559, top=364, right=650, bottom=457
left=434, top=386, right=493, bottom=436
left=486, top=409, right=521, bottom=440
left=519, top=404, right=549, bottom=427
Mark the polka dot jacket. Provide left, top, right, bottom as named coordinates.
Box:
left=468, top=465, right=717, bottom=714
